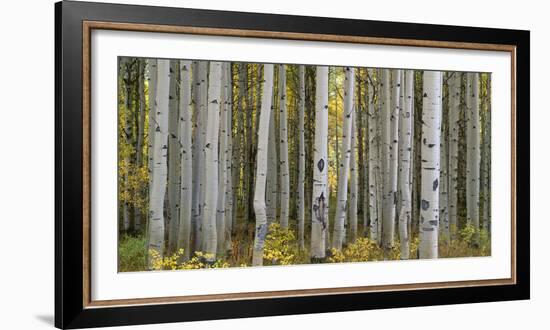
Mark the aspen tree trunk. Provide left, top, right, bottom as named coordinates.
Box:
left=350, top=110, right=359, bottom=243
left=278, top=65, right=290, bottom=229
left=147, top=59, right=170, bottom=268
left=333, top=67, right=355, bottom=250
left=398, top=70, right=413, bottom=259
left=266, top=81, right=278, bottom=224
left=252, top=64, right=274, bottom=266
left=419, top=71, right=442, bottom=259
left=224, top=64, right=234, bottom=248
left=448, top=72, right=461, bottom=239
left=439, top=74, right=450, bottom=243
left=193, top=61, right=208, bottom=251
left=482, top=75, right=491, bottom=231
left=216, top=63, right=229, bottom=255
left=367, top=69, right=380, bottom=241
left=466, top=73, right=481, bottom=245
left=202, top=62, right=222, bottom=261
left=146, top=59, right=157, bottom=235
left=381, top=69, right=400, bottom=256
left=297, top=65, right=306, bottom=250
left=167, top=60, right=180, bottom=255
left=135, top=60, right=146, bottom=231
left=311, top=66, right=329, bottom=261
left=198, top=61, right=210, bottom=249
left=177, top=60, right=192, bottom=260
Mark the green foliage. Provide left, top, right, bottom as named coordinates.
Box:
left=118, top=234, right=147, bottom=272
left=263, top=223, right=298, bottom=265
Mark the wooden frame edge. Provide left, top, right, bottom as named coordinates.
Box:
left=81, top=20, right=518, bottom=309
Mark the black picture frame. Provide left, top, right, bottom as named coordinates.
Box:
left=55, top=0, right=530, bottom=328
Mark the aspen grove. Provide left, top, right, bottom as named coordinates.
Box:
left=117, top=58, right=492, bottom=271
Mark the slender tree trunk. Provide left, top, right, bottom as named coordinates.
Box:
left=368, top=69, right=380, bottom=242
left=333, top=67, right=355, bottom=250
left=297, top=65, right=306, bottom=250
left=448, top=72, right=461, bottom=239
left=381, top=69, right=400, bottom=256
left=482, top=75, right=491, bottom=232
left=440, top=74, right=450, bottom=243
left=419, top=71, right=442, bottom=259
left=216, top=62, right=229, bottom=255
left=398, top=70, right=413, bottom=259
left=202, top=62, right=222, bottom=261
left=266, top=79, right=278, bottom=224
left=177, top=60, right=192, bottom=260
left=252, top=64, right=274, bottom=266
left=193, top=61, right=208, bottom=251
left=146, top=59, right=157, bottom=238
left=147, top=59, right=170, bottom=268
left=224, top=64, right=234, bottom=250
left=311, top=66, right=329, bottom=261
left=167, top=60, right=181, bottom=255
left=466, top=73, right=481, bottom=245
left=121, top=59, right=132, bottom=232
left=278, top=65, right=290, bottom=229
left=350, top=107, right=359, bottom=243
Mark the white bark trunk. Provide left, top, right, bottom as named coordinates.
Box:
left=224, top=64, right=234, bottom=250
left=398, top=70, right=413, bottom=259
left=147, top=59, right=170, bottom=268
left=202, top=62, right=222, bottom=261
left=177, top=60, right=192, bottom=260
left=266, top=81, right=278, bottom=224
left=311, top=66, right=329, bottom=260
left=419, top=71, right=442, bottom=259
left=252, top=64, right=274, bottom=266
left=278, top=65, right=290, bottom=229
left=350, top=108, right=358, bottom=243
left=466, top=73, right=481, bottom=245
left=439, top=74, right=450, bottom=243
left=381, top=69, right=400, bottom=255
left=333, top=67, right=355, bottom=250
left=216, top=62, right=229, bottom=255
left=167, top=60, right=180, bottom=255
left=367, top=69, right=380, bottom=242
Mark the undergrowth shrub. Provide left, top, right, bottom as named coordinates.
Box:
left=263, top=223, right=297, bottom=265
left=118, top=234, right=147, bottom=272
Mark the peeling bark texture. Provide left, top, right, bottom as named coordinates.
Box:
left=167, top=60, right=181, bottom=255
left=252, top=64, right=274, bottom=266
left=147, top=59, right=170, bottom=268
left=311, top=66, right=329, bottom=260
left=398, top=70, right=413, bottom=259
left=419, top=71, right=442, bottom=259
left=297, top=65, right=306, bottom=250
left=278, top=65, right=290, bottom=229
left=177, top=60, right=193, bottom=260
left=333, top=67, right=355, bottom=250
left=203, top=62, right=222, bottom=261
left=448, top=72, right=461, bottom=239
left=466, top=73, right=481, bottom=245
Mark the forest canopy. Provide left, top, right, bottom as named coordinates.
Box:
left=117, top=58, right=491, bottom=272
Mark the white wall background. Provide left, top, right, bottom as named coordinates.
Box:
left=0, top=0, right=545, bottom=329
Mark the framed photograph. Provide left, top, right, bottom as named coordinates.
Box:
left=55, top=0, right=530, bottom=328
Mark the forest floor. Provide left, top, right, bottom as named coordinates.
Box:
left=118, top=207, right=491, bottom=272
